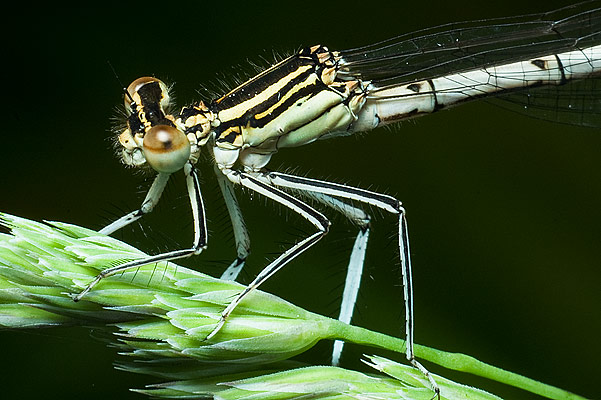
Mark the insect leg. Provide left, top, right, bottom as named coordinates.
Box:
left=261, top=171, right=439, bottom=397
left=214, top=164, right=250, bottom=281
left=300, top=191, right=370, bottom=366
left=206, top=170, right=330, bottom=339
left=100, top=172, right=170, bottom=235
left=74, top=162, right=207, bottom=300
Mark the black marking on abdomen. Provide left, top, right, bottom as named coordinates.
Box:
left=428, top=79, right=443, bottom=111
left=531, top=59, right=547, bottom=70
left=374, top=113, right=381, bottom=125
left=379, top=108, right=420, bottom=124
left=554, top=54, right=568, bottom=85
left=407, top=83, right=422, bottom=93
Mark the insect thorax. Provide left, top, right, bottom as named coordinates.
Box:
left=116, top=45, right=368, bottom=172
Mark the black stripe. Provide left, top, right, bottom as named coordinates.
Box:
left=121, top=249, right=200, bottom=268
left=137, top=82, right=172, bottom=127
left=179, top=105, right=203, bottom=120
left=400, top=213, right=412, bottom=312
left=250, top=82, right=325, bottom=128
left=248, top=74, right=323, bottom=127
left=128, top=113, right=145, bottom=134
left=277, top=232, right=324, bottom=265
left=269, top=172, right=401, bottom=211
left=185, top=123, right=203, bottom=136
left=215, top=54, right=316, bottom=110
left=244, top=173, right=330, bottom=230
left=554, top=54, right=568, bottom=85
left=428, top=79, right=443, bottom=111
left=188, top=165, right=208, bottom=247
left=274, top=99, right=345, bottom=147
left=217, top=130, right=240, bottom=144
left=216, top=67, right=323, bottom=132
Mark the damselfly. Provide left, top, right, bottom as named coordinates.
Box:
left=74, top=1, right=600, bottom=395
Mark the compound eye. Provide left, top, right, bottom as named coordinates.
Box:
left=124, top=77, right=170, bottom=109
left=142, top=125, right=191, bottom=173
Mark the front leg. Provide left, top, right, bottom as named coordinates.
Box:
left=74, top=163, right=208, bottom=301
left=100, top=172, right=171, bottom=235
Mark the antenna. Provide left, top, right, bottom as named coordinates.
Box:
left=107, top=60, right=135, bottom=104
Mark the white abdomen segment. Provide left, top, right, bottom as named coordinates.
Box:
left=350, top=44, right=601, bottom=132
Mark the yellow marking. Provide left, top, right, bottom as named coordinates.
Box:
left=217, top=127, right=244, bottom=147
left=345, top=80, right=359, bottom=92
left=254, top=74, right=318, bottom=120
left=217, top=56, right=294, bottom=102
left=217, top=64, right=313, bottom=123
left=241, top=89, right=344, bottom=147
left=232, top=133, right=244, bottom=147
left=276, top=102, right=353, bottom=148
left=321, top=66, right=336, bottom=85
left=218, top=126, right=244, bottom=148
left=317, top=50, right=330, bottom=64
left=119, top=129, right=137, bottom=150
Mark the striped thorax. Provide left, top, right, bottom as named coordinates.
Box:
left=209, top=45, right=367, bottom=153
left=117, top=45, right=368, bottom=174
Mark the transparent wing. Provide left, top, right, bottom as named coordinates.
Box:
left=490, top=78, right=601, bottom=127
left=338, top=1, right=601, bottom=127
left=339, top=2, right=600, bottom=83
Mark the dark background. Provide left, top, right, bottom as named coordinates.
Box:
left=2, top=1, right=600, bottom=399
